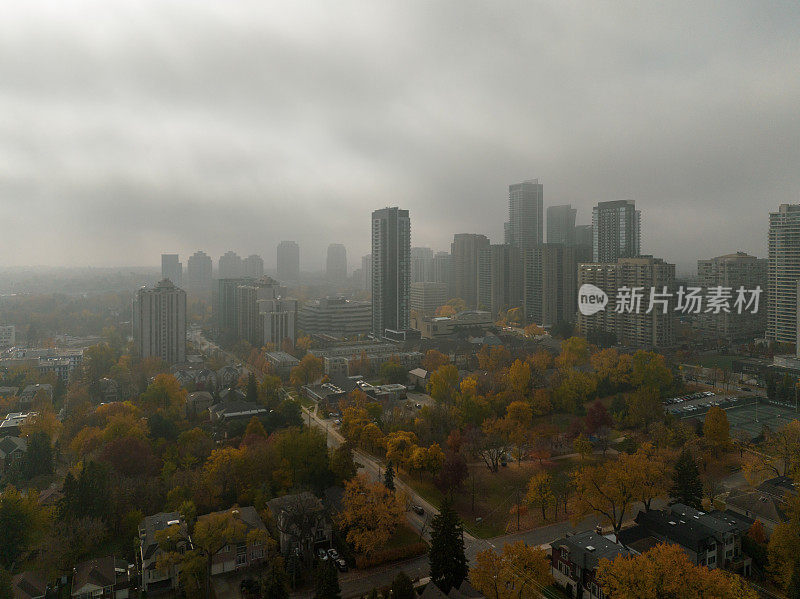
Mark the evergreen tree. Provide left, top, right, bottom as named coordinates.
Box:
left=246, top=372, right=258, bottom=403
left=429, top=498, right=468, bottom=593
left=0, top=566, right=11, bottom=599
left=384, top=461, right=395, bottom=491
left=391, top=572, right=415, bottom=599
left=670, top=449, right=703, bottom=510
left=313, top=559, right=341, bottom=599
left=260, top=557, right=290, bottom=599
left=23, top=431, right=53, bottom=479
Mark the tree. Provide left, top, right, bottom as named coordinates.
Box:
left=671, top=449, right=703, bottom=510
left=0, top=486, right=48, bottom=569
left=330, top=443, right=357, bottom=484
left=0, top=567, right=11, bottom=599
left=597, top=542, right=757, bottom=599
left=383, top=461, right=396, bottom=491
left=338, top=475, right=404, bottom=555
left=471, top=541, right=552, bottom=599
left=584, top=400, right=613, bottom=435
left=245, top=372, right=258, bottom=403
left=313, top=557, right=341, bottom=599
left=629, top=351, right=673, bottom=393
left=625, top=387, right=662, bottom=431
left=703, top=406, right=730, bottom=451
left=391, top=572, right=415, bottom=599
left=23, top=431, right=54, bottom=479
left=506, top=360, right=531, bottom=398
left=436, top=450, right=468, bottom=496
left=573, top=434, right=593, bottom=461
left=554, top=337, right=589, bottom=370
left=526, top=470, right=554, bottom=521
left=769, top=494, right=800, bottom=591
left=428, top=364, right=460, bottom=404
left=475, top=418, right=511, bottom=473
left=290, top=354, right=324, bottom=387
left=429, top=498, right=468, bottom=593
left=571, top=459, right=637, bottom=533
left=138, top=374, right=187, bottom=418
left=422, top=350, right=450, bottom=373
left=380, top=360, right=407, bottom=384
left=260, top=557, right=290, bottom=599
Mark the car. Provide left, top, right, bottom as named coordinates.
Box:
left=415, top=403, right=422, bottom=408
left=335, top=558, right=348, bottom=572
left=327, top=548, right=340, bottom=560
left=317, top=548, right=328, bottom=561
left=412, top=504, right=425, bottom=516
left=334, top=419, right=341, bottom=425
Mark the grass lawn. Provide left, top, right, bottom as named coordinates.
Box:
left=387, top=523, right=426, bottom=549
left=694, top=354, right=738, bottom=370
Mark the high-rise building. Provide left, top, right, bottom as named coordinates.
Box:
left=326, top=244, right=348, bottom=282
left=0, top=325, right=15, bottom=348
left=133, top=279, right=186, bottom=364
left=523, top=244, right=577, bottom=327
left=592, top=200, right=641, bottom=262
left=410, top=282, right=448, bottom=317
left=298, top=297, right=372, bottom=337
left=768, top=204, right=800, bottom=344
left=505, top=179, right=543, bottom=249
left=411, top=247, right=434, bottom=283
left=697, top=252, right=767, bottom=342
left=371, top=207, right=411, bottom=336
left=477, top=244, right=523, bottom=318
left=577, top=256, right=675, bottom=348
left=451, top=233, right=490, bottom=307
left=218, top=251, right=244, bottom=279
left=432, top=251, right=454, bottom=298
left=361, top=254, right=372, bottom=291
left=236, top=285, right=262, bottom=346
left=186, top=251, right=213, bottom=295
left=277, top=241, right=300, bottom=282
left=547, top=205, right=577, bottom=246
left=161, top=254, right=183, bottom=286
left=261, top=298, right=298, bottom=347
left=244, top=254, right=265, bottom=278
left=216, top=276, right=285, bottom=336
left=575, top=224, right=593, bottom=247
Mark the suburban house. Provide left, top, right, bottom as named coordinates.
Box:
left=12, top=571, right=47, bottom=599
left=208, top=398, right=268, bottom=423
left=551, top=530, right=633, bottom=599
left=138, top=512, right=191, bottom=594
left=408, top=368, right=429, bottom=389
left=0, top=436, right=27, bottom=472
left=18, top=384, right=53, bottom=408
left=186, top=391, right=214, bottom=419
left=198, top=506, right=269, bottom=575
left=617, top=504, right=751, bottom=576
left=71, top=556, right=133, bottom=599
left=726, top=475, right=795, bottom=534
left=98, top=378, right=120, bottom=403
left=267, top=492, right=332, bottom=558
left=0, top=412, right=37, bottom=437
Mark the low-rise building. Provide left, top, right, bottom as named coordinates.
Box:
left=551, top=530, right=632, bottom=599
left=18, top=384, right=53, bottom=408
left=71, top=556, right=133, bottom=599
left=0, top=412, right=37, bottom=437
left=186, top=391, right=214, bottom=419
left=298, top=297, right=372, bottom=337
left=0, top=325, right=16, bottom=348
left=267, top=492, right=332, bottom=559
left=198, top=507, right=269, bottom=575
left=12, top=571, right=47, bottom=599
left=208, top=400, right=268, bottom=423
left=410, top=311, right=494, bottom=339
left=265, top=351, right=300, bottom=378
left=726, top=476, right=795, bottom=533
left=138, top=512, right=191, bottom=594
left=0, top=436, right=27, bottom=472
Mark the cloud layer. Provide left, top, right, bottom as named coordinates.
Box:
left=1, top=1, right=799, bottom=273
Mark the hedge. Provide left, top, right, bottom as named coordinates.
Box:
left=355, top=542, right=428, bottom=569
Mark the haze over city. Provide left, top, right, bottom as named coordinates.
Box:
left=2, top=1, right=800, bottom=271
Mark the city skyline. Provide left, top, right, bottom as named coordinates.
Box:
left=1, top=2, right=799, bottom=271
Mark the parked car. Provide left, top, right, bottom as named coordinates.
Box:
left=412, top=504, right=425, bottom=516
left=317, top=548, right=328, bottom=561
left=327, top=548, right=340, bottom=561
left=335, top=559, right=348, bottom=572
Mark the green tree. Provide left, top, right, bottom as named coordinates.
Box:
left=380, top=360, right=407, bottom=384
left=384, top=461, right=395, bottom=491
left=0, top=567, right=11, bottom=599
left=429, top=498, right=468, bottom=593
left=23, top=431, right=53, bottom=479
left=0, top=486, right=48, bottom=568
left=330, top=443, right=357, bottom=484
left=670, top=449, right=703, bottom=510
left=260, top=557, right=290, bottom=599
left=245, top=372, right=258, bottom=403
left=313, top=559, right=341, bottom=599
left=391, top=572, right=415, bottom=599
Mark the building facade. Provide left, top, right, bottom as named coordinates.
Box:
left=523, top=244, right=577, bottom=327
left=326, top=244, right=348, bottom=282
left=244, top=254, right=265, bottom=278
left=411, top=247, right=435, bottom=283
left=767, top=204, right=800, bottom=345
left=133, top=280, right=186, bottom=365
left=277, top=240, right=300, bottom=282
left=592, top=200, right=641, bottom=262
left=261, top=298, right=298, bottom=347
left=371, top=207, right=411, bottom=336
left=410, top=282, right=448, bottom=317
left=161, top=254, right=182, bottom=286
left=451, top=233, right=490, bottom=308
left=298, top=297, right=371, bottom=337
left=186, top=251, right=213, bottom=296
left=547, top=204, right=577, bottom=245
left=218, top=251, right=244, bottom=279
left=477, top=244, right=523, bottom=318
left=505, top=179, right=544, bottom=249
left=0, top=325, right=15, bottom=348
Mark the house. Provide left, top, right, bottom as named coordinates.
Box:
left=0, top=436, right=27, bottom=472
left=71, top=556, right=133, bottom=599
left=408, top=368, right=429, bottom=389
left=138, top=512, right=191, bottom=594
left=98, top=378, right=120, bottom=403
left=208, top=399, right=268, bottom=423
left=0, top=412, right=36, bottom=437
left=12, top=571, right=47, bottom=599
left=727, top=476, right=796, bottom=534
left=267, top=492, right=331, bottom=558
left=301, top=383, right=347, bottom=407
left=264, top=352, right=300, bottom=378
left=18, top=384, right=53, bottom=408
left=0, top=386, right=19, bottom=397
left=197, top=506, right=269, bottom=575
left=551, top=530, right=633, bottom=599
left=186, top=391, right=214, bottom=418
left=217, top=365, right=242, bottom=388
left=617, top=504, right=751, bottom=576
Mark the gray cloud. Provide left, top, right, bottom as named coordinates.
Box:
left=1, top=1, right=799, bottom=273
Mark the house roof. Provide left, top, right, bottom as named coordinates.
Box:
left=409, top=368, right=428, bottom=378
left=457, top=580, right=484, bottom=599
left=12, top=572, right=47, bottom=599
left=726, top=491, right=788, bottom=525
left=419, top=583, right=449, bottom=599
left=758, top=476, right=798, bottom=498
left=71, top=556, right=127, bottom=594
left=267, top=492, right=324, bottom=517
left=552, top=530, right=632, bottom=570
left=139, top=512, right=187, bottom=561
left=0, top=435, right=27, bottom=458
left=197, top=506, right=266, bottom=541
left=209, top=399, right=267, bottom=418
left=633, top=509, right=716, bottom=552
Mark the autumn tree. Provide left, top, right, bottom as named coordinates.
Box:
left=391, top=572, right=415, bottom=599
left=290, top=354, right=324, bottom=387
left=552, top=370, right=597, bottom=414
left=137, top=373, right=187, bottom=418
left=584, top=400, right=613, bottom=435
left=526, top=470, right=554, bottom=521
left=428, top=364, right=460, bottom=404
left=573, top=434, right=593, bottom=461
left=597, top=542, right=756, bottom=599
left=422, top=350, right=450, bottom=373
left=338, top=475, right=404, bottom=555
left=471, top=541, right=552, bottom=599
left=703, top=406, right=731, bottom=452
left=506, top=360, right=531, bottom=399
left=769, top=494, right=800, bottom=591
left=571, top=459, right=637, bottom=533
left=436, top=450, right=468, bottom=496
left=475, top=418, right=511, bottom=473
left=554, top=336, right=589, bottom=370
left=0, top=486, right=49, bottom=569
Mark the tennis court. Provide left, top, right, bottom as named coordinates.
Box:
left=677, top=398, right=800, bottom=438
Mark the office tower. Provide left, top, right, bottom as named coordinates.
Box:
left=451, top=233, right=490, bottom=307
left=410, top=282, right=448, bottom=317
left=592, top=200, right=641, bottom=262
left=477, top=244, right=523, bottom=318
left=432, top=251, right=454, bottom=297
left=361, top=254, right=372, bottom=291
left=697, top=252, right=767, bottom=342
left=216, top=278, right=250, bottom=332
left=523, top=245, right=577, bottom=327
left=298, top=297, right=372, bottom=337
left=161, top=254, right=183, bottom=286
left=326, top=244, right=348, bottom=282
left=575, top=224, right=593, bottom=247
left=505, top=179, right=544, bottom=249
left=768, top=204, right=800, bottom=344
left=261, top=298, right=298, bottom=347
left=244, top=254, right=265, bottom=278
left=133, top=279, right=186, bottom=364
left=186, top=251, right=213, bottom=295
left=220, top=276, right=284, bottom=342
left=277, top=241, right=300, bottom=282
left=236, top=285, right=261, bottom=346
left=0, top=325, right=15, bottom=348
left=218, top=251, right=244, bottom=278
left=371, top=207, right=411, bottom=336
left=547, top=205, right=577, bottom=245
left=411, top=247, right=435, bottom=283
left=577, top=256, right=675, bottom=348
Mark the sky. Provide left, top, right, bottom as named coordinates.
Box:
left=1, top=1, right=799, bottom=274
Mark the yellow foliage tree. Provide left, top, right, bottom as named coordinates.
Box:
left=471, top=541, right=552, bottom=599
left=338, top=474, right=404, bottom=555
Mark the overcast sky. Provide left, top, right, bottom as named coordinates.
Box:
left=1, top=1, right=799, bottom=273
